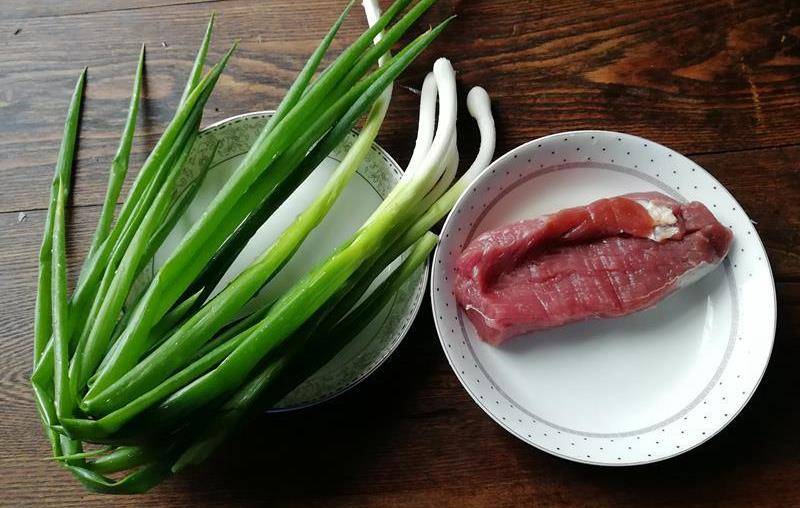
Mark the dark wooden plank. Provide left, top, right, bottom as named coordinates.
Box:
left=693, top=145, right=800, bottom=279
left=1, top=0, right=799, bottom=212
left=1, top=0, right=799, bottom=505
left=0, top=0, right=377, bottom=213
left=0, top=0, right=215, bottom=20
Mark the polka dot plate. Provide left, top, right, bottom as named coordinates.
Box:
left=430, top=130, right=776, bottom=465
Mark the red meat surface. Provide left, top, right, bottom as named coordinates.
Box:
left=454, top=192, right=733, bottom=345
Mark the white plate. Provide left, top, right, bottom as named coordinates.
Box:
left=431, top=130, right=776, bottom=466
left=141, top=111, right=428, bottom=411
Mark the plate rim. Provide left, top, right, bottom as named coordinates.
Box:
left=197, top=110, right=430, bottom=412
left=431, top=129, right=777, bottom=466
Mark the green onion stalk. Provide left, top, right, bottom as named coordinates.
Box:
left=117, top=56, right=490, bottom=451
left=65, top=2, right=432, bottom=438
left=32, top=68, right=85, bottom=461
left=105, top=58, right=464, bottom=437
left=83, top=0, right=445, bottom=400
left=168, top=55, right=495, bottom=471
left=31, top=0, right=487, bottom=493
left=79, top=6, right=397, bottom=417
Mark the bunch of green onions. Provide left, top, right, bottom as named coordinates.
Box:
left=32, top=0, right=495, bottom=493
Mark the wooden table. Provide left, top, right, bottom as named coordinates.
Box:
left=2, top=1, right=799, bottom=505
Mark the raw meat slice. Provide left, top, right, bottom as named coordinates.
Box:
left=454, top=192, right=733, bottom=345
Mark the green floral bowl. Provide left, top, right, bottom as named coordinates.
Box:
left=136, top=111, right=428, bottom=411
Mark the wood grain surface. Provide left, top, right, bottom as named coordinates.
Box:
left=1, top=0, right=798, bottom=506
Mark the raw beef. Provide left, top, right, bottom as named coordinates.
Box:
left=454, top=192, right=733, bottom=345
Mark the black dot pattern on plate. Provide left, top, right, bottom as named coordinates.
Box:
left=431, top=131, right=767, bottom=465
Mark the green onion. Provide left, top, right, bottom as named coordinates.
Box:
left=32, top=2, right=478, bottom=493
left=135, top=55, right=457, bottom=431
left=84, top=45, right=145, bottom=264
left=84, top=10, right=447, bottom=403
left=67, top=36, right=234, bottom=343
left=128, top=0, right=409, bottom=318
left=30, top=67, right=86, bottom=474
left=70, top=109, right=204, bottom=390
left=74, top=46, right=237, bottom=390
left=139, top=141, right=219, bottom=279
left=180, top=13, right=215, bottom=105
left=173, top=232, right=438, bottom=471
left=81, top=11, right=403, bottom=416
left=52, top=68, right=86, bottom=419
left=166, top=71, right=495, bottom=474
left=65, top=459, right=173, bottom=494
left=169, top=74, right=495, bottom=465
left=84, top=446, right=158, bottom=475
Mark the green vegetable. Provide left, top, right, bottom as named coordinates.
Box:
left=81, top=12, right=408, bottom=418
left=33, top=16, right=230, bottom=389
left=32, top=1, right=492, bottom=493
left=128, top=56, right=457, bottom=432
left=173, top=231, right=438, bottom=472
left=52, top=69, right=86, bottom=419
left=82, top=1, right=411, bottom=397
left=180, top=12, right=215, bottom=105
left=84, top=8, right=447, bottom=405
left=85, top=45, right=145, bottom=263
left=69, top=25, right=215, bottom=328
left=30, top=67, right=86, bottom=478
left=74, top=45, right=237, bottom=390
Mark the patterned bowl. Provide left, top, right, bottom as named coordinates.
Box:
left=137, top=111, right=428, bottom=411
